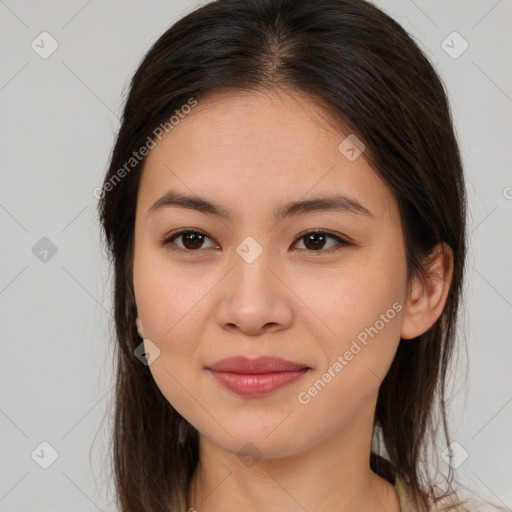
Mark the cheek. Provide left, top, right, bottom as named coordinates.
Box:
left=133, top=250, right=209, bottom=418
left=296, top=249, right=406, bottom=390
left=302, top=249, right=405, bottom=335
left=133, top=244, right=208, bottom=344
left=294, top=288, right=403, bottom=432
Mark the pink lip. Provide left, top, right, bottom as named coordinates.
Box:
left=206, top=356, right=310, bottom=397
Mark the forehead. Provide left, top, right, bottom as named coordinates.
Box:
left=137, top=88, right=398, bottom=223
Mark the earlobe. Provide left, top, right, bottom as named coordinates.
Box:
left=400, top=242, right=454, bottom=340
left=136, top=317, right=145, bottom=339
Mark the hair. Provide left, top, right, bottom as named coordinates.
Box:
left=96, top=1, right=503, bottom=511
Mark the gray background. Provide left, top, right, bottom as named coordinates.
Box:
left=1, top=0, right=511, bottom=510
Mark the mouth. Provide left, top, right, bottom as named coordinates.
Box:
left=206, top=356, right=311, bottom=398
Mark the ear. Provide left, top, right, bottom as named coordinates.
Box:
left=136, top=317, right=145, bottom=339
left=400, top=242, right=454, bottom=340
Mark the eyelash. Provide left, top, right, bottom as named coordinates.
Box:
left=158, top=228, right=351, bottom=255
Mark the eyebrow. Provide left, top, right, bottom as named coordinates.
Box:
left=147, top=189, right=374, bottom=220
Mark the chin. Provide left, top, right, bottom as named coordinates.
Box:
left=200, top=423, right=314, bottom=462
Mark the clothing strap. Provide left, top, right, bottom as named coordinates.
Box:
left=395, top=474, right=414, bottom=512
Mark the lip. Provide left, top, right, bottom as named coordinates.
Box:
left=206, top=356, right=311, bottom=398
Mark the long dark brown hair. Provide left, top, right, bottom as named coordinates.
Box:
left=96, top=1, right=499, bottom=510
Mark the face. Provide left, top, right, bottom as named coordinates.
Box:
left=132, top=87, right=409, bottom=459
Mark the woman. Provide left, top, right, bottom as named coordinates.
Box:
left=97, top=0, right=503, bottom=510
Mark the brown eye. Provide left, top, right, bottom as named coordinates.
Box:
left=160, top=229, right=350, bottom=255
left=292, top=230, right=350, bottom=253
left=162, top=229, right=218, bottom=253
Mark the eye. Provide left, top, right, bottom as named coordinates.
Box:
left=292, top=229, right=351, bottom=253
left=159, top=228, right=351, bottom=255
left=160, top=228, right=219, bottom=253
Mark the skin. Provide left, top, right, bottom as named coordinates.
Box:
left=132, top=87, right=454, bottom=512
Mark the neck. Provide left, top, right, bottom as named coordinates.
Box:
left=185, top=396, right=401, bottom=512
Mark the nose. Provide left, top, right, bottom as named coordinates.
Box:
left=214, top=249, right=294, bottom=336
